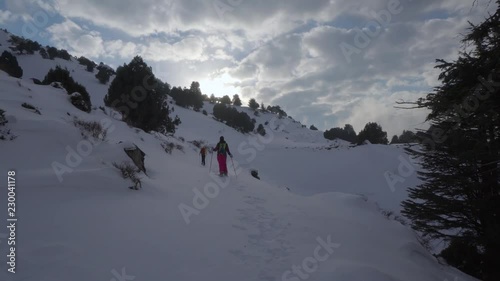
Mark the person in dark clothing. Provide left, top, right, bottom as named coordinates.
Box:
left=213, top=136, right=232, bottom=176
left=200, top=146, right=207, bottom=166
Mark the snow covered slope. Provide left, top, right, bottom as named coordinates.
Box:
left=173, top=100, right=417, bottom=213
left=0, top=30, right=474, bottom=281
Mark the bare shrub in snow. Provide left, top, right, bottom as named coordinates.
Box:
left=21, top=102, right=41, bottom=115
left=113, top=161, right=142, bottom=190
left=73, top=117, right=107, bottom=141
left=161, top=141, right=184, bottom=154
left=162, top=142, right=175, bottom=154
left=189, top=140, right=205, bottom=148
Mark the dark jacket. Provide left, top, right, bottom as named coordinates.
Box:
left=214, top=141, right=232, bottom=157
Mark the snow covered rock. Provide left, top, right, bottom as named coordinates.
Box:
left=123, top=143, right=146, bottom=175
left=119, top=140, right=137, bottom=150
left=70, top=92, right=81, bottom=98
left=250, top=169, right=260, bottom=179
left=49, top=81, right=64, bottom=89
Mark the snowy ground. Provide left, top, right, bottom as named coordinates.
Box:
left=0, top=30, right=475, bottom=281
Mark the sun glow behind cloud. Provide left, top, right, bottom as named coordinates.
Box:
left=199, top=72, right=239, bottom=97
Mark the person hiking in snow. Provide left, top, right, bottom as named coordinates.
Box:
left=200, top=146, right=207, bottom=166
left=213, top=136, right=232, bottom=176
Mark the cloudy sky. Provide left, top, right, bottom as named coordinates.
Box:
left=0, top=0, right=496, bottom=136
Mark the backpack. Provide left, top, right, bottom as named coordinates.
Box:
left=218, top=142, right=227, bottom=154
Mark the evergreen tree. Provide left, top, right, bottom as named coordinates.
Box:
left=189, top=81, right=204, bottom=111
left=310, top=125, right=318, bottom=130
left=390, top=135, right=399, bottom=144
left=169, top=87, right=184, bottom=106
left=324, top=124, right=357, bottom=143
left=0, top=51, right=23, bottom=78
left=209, top=94, right=216, bottom=103
left=8, top=35, right=41, bottom=54
left=43, top=66, right=91, bottom=112
left=267, top=105, right=287, bottom=118
left=324, top=127, right=343, bottom=141
left=401, top=5, right=500, bottom=280
left=104, top=56, right=174, bottom=133
left=57, top=49, right=72, bottom=60
left=77, top=56, right=97, bottom=72
left=213, top=103, right=254, bottom=133
left=165, top=82, right=203, bottom=110
left=220, top=95, right=231, bottom=105
left=398, top=130, right=417, bottom=143
left=357, top=122, right=388, bottom=145
left=232, top=94, right=242, bottom=106
left=46, top=46, right=58, bottom=60
left=95, top=67, right=112, bottom=84
left=390, top=130, right=417, bottom=144
left=39, top=48, right=48, bottom=59
left=248, top=98, right=259, bottom=110
left=96, top=62, right=116, bottom=75
left=343, top=124, right=357, bottom=143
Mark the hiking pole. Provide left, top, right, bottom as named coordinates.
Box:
left=209, top=150, right=214, bottom=174
left=230, top=156, right=237, bottom=179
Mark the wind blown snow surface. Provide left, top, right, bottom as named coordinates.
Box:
left=0, top=30, right=476, bottom=281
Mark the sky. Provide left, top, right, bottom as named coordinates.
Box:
left=0, top=0, right=496, bottom=137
